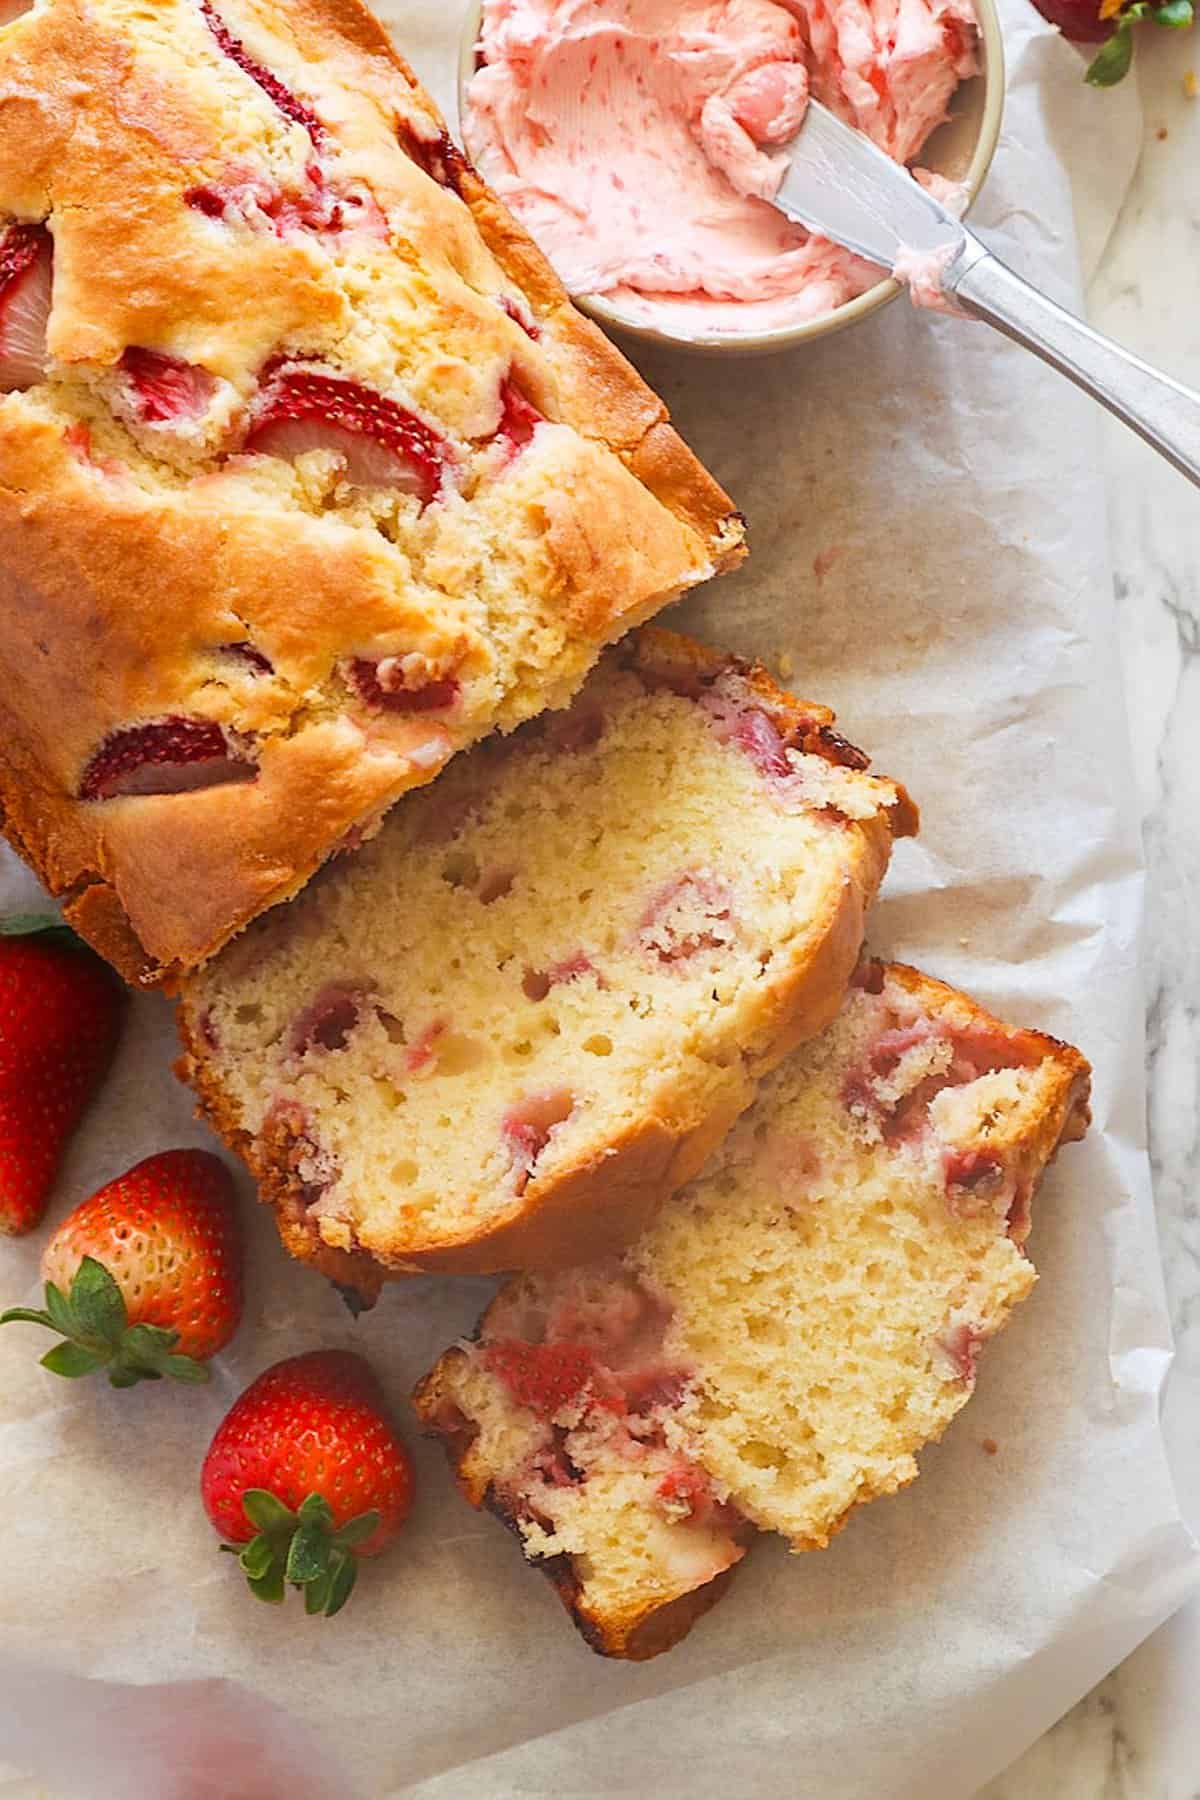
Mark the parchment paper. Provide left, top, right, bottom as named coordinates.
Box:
left=0, top=5, right=1194, bottom=1795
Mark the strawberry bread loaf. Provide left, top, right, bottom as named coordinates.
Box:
left=0, top=0, right=741, bottom=985
left=414, top=961, right=1091, bottom=1659
left=177, top=629, right=916, bottom=1297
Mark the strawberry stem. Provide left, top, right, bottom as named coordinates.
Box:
left=1085, top=0, right=1194, bottom=84
left=0, top=912, right=86, bottom=949
left=227, top=1489, right=380, bottom=1617
left=0, top=1256, right=210, bottom=1387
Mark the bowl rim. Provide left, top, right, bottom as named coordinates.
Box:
left=455, top=0, right=1006, bottom=355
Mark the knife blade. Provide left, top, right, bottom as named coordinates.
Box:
left=764, top=98, right=1200, bottom=489
left=770, top=99, right=966, bottom=280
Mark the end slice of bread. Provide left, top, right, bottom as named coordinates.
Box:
left=414, top=961, right=1090, bottom=1658
left=177, top=630, right=915, bottom=1295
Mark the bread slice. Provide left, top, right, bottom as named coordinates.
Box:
left=177, top=629, right=916, bottom=1297
left=0, top=0, right=741, bottom=985
left=413, top=961, right=1091, bottom=1659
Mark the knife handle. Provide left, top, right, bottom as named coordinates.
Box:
left=950, top=242, right=1200, bottom=491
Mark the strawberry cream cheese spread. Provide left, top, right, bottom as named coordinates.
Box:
left=466, top=0, right=979, bottom=334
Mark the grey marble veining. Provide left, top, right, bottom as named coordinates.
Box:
left=978, top=29, right=1200, bottom=1800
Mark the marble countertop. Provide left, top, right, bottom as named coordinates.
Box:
left=978, top=28, right=1200, bottom=1800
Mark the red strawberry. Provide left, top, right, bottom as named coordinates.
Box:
left=495, top=378, right=543, bottom=454
left=0, top=222, right=51, bottom=392
left=501, top=1088, right=575, bottom=1194
left=246, top=365, right=451, bottom=503
left=395, top=121, right=469, bottom=194
left=933, top=1319, right=984, bottom=1386
left=481, top=1338, right=601, bottom=1419
left=2, top=1149, right=242, bottom=1384
left=0, top=920, right=125, bottom=1235
left=1032, top=0, right=1116, bottom=36
left=186, top=166, right=382, bottom=239
left=79, top=716, right=258, bottom=801
left=403, top=1016, right=445, bottom=1073
left=943, top=1147, right=1005, bottom=1194
left=521, top=952, right=596, bottom=1001
left=119, top=347, right=214, bottom=423
left=656, top=1463, right=713, bottom=1518
left=701, top=691, right=794, bottom=782
left=346, top=658, right=460, bottom=714
left=1029, top=0, right=1196, bottom=85
left=201, top=1349, right=414, bottom=1615
left=186, top=176, right=277, bottom=222
left=220, top=640, right=274, bottom=676
left=288, top=983, right=367, bottom=1056
left=498, top=294, right=540, bottom=341
left=200, top=0, right=326, bottom=142
left=637, top=871, right=734, bottom=966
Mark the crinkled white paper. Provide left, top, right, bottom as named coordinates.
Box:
left=0, top=5, right=1194, bottom=1796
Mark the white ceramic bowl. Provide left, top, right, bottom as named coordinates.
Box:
left=456, top=0, right=1005, bottom=356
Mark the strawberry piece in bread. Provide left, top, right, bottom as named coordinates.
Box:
left=119, top=347, right=215, bottom=423
left=200, top=0, right=326, bottom=141
left=0, top=223, right=50, bottom=392
left=245, top=364, right=452, bottom=503
left=79, top=718, right=257, bottom=802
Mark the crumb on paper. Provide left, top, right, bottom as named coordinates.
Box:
left=1156, top=126, right=1169, bottom=141
left=812, top=547, right=843, bottom=583
left=981, top=1438, right=999, bottom=1457
left=958, top=936, right=970, bottom=949
left=1185, top=69, right=1198, bottom=98
left=777, top=651, right=795, bottom=680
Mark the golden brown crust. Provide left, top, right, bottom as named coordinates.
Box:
left=579, top=1568, right=741, bottom=1661
left=0, top=0, right=742, bottom=984
left=872, top=960, right=1092, bottom=1249
left=173, top=1011, right=389, bottom=1304
left=176, top=628, right=915, bottom=1291
left=628, top=627, right=920, bottom=839
left=879, top=960, right=1092, bottom=1155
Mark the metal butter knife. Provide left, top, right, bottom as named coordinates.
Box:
left=772, top=102, right=1200, bottom=490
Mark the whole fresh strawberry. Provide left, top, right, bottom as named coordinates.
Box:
left=202, top=1350, right=414, bottom=1616
left=1030, top=0, right=1194, bottom=84
left=0, top=917, right=126, bottom=1235
left=1, top=1149, right=242, bottom=1385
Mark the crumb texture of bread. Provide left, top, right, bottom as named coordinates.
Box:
left=179, top=629, right=914, bottom=1279
left=0, top=0, right=742, bottom=983
left=414, top=961, right=1090, bottom=1657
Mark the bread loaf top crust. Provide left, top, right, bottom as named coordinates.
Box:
left=0, top=0, right=742, bottom=983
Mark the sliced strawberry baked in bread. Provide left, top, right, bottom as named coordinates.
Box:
left=177, top=630, right=916, bottom=1297
left=414, top=961, right=1090, bottom=1660
left=0, top=0, right=741, bottom=984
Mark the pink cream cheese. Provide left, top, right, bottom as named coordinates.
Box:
left=466, top=0, right=979, bottom=334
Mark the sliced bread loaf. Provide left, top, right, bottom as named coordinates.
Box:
left=177, top=630, right=915, bottom=1296
left=414, top=961, right=1091, bottom=1659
